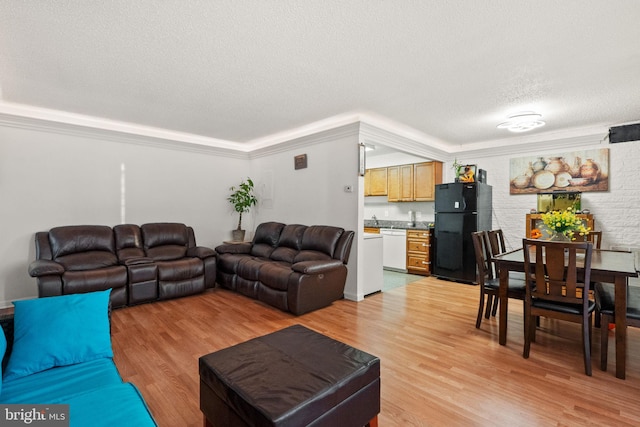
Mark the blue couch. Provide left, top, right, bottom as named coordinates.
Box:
left=0, top=290, right=156, bottom=426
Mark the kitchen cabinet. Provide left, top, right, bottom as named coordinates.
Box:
left=413, top=161, right=443, bottom=201
left=406, top=229, right=432, bottom=275
left=364, top=167, right=388, bottom=196
left=387, top=161, right=442, bottom=202
left=387, top=164, right=414, bottom=202
left=525, top=213, right=595, bottom=238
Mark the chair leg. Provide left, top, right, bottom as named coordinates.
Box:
left=484, top=294, right=492, bottom=319
left=583, top=315, right=592, bottom=376
left=600, top=313, right=610, bottom=371
left=594, top=305, right=601, bottom=328
left=476, top=292, right=485, bottom=329
left=491, top=295, right=499, bottom=317
left=523, top=312, right=532, bottom=358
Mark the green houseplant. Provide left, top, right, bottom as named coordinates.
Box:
left=227, top=177, right=258, bottom=241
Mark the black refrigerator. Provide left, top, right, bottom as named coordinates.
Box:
left=433, top=182, right=492, bottom=284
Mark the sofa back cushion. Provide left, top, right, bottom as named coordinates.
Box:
left=49, top=226, right=118, bottom=270
left=293, top=226, right=344, bottom=263
left=113, top=224, right=146, bottom=260
left=141, top=223, right=188, bottom=261
left=250, top=222, right=285, bottom=258
left=270, top=224, right=306, bottom=263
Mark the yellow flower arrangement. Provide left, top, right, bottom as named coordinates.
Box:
left=541, top=207, right=590, bottom=240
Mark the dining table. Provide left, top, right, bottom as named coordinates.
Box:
left=494, top=248, right=638, bottom=379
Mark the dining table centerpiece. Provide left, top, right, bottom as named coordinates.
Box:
left=540, top=207, right=590, bottom=241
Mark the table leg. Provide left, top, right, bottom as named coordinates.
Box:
left=614, top=275, right=628, bottom=379
left=499, top=267, right=509, bottom=345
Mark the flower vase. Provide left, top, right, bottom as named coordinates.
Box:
left=549, top=231, right=570, bottom=242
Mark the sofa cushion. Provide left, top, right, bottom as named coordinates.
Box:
left=250, top=222, right=285, bottom=258
left=270, top=224, right=306, bottom=263
left=293, top=250, right=333, bottom=263
left=300, top=226, right=343, bottom=258
left=156, top=258, right=204, bottom=281
left=66, top=383, right=156, bottom=426
left=56, top=251, right=119, bottom=270
left=4, top=290, right=113, bottom=381
left=0, top=358, right=122, bottom=404
left=142, top=223, right=189, bottom=261
left=49, top=225, right=115, bottom=259
left=63, top=266, right=127, bottom=294
left=259, top=262, right=294, bottom=291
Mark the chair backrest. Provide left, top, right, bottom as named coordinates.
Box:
left=572, top=230, right=602, bottom=249
left=471, top=231, right=492, bottom=284
left=486, top=229, right=508, bottom=277
left=522, top=239, right=593, bottom=307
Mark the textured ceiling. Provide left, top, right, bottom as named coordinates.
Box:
left=1, top=1, right=639, bottom=149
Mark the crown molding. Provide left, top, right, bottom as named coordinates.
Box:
left=248, top=122, right=360, bottom=158
left=0, top=102, right=249, bottom=158
left=0, top=101, right=614, bottom=161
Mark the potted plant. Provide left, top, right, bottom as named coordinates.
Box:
left=227, top=178, right=258, bottom=241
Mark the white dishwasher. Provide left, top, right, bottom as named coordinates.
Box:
left=380, top=228, right=407, bottom=272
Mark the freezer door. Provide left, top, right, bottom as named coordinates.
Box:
left=433, top=212, right=478, bottom=283
left=434, top=183, right=478, bottom=213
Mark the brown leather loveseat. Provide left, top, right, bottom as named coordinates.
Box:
left=215, top=222, right=354, bottom=315
left=28, top=223, right=216, bottom=308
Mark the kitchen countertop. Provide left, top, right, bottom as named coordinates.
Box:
left=364, top=220, right=434, bottom=230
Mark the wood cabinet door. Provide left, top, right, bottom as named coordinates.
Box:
left=414, top=161, right=443, bottom=201
left=387, top=166, right=400, bottom=202
left=369, top=168, right=388, bottom=196
left=400, top=164, right=414, bottom=201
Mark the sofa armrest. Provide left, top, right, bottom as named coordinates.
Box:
left=28, top=259, right=65, bottom=277
left=215, top=243, right=251, bottom=255
left=292, top=259, right=344, bottom=274
left=187, top=246, right=216, bottom=259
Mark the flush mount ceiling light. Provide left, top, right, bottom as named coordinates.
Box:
left=497, top=112, right=546, bottom=133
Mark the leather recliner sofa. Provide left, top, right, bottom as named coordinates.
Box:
left=28, top=223, right=216, bottom=308
left=215, top=222, right=355, bottom=315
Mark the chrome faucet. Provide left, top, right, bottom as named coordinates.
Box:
left=371, top=215, right=379, bottom=226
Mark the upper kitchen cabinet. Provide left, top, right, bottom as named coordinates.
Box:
left=413, top=161, right=443, bottom=201
left=388, top=161, right=442, bottom=202
left=364, top=167, right=388, bottom=196
left=387, top=164, right=414, bottom=202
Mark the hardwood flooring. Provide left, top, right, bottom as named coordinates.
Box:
left=111, top=277, right=640, bottom=426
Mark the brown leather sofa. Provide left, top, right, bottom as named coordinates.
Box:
left=28, top=223, right=216, bottom=308
left=215, top=222, right=355, bottom=315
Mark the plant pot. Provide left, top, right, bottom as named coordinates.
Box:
left=231, top=229, right=246, bottom=242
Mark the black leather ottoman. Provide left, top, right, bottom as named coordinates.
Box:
left=199, top=324, right=380, bottom=427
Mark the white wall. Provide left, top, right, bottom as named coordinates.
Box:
left=0, top=122, right=249, bottom=306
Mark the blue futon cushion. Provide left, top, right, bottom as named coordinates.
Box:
left=4, top=289, right=113, bottom=381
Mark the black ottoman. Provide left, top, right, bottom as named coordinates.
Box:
left=199, top=324, right=380, bottom=427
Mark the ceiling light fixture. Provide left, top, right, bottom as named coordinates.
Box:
left=365, top=144, right=376, bottom=151
left=497, top=112, right=546, bottom=133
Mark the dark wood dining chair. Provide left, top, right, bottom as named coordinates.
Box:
left=522, top=238, right=595, bottom=375
left=472, top=231, right=526, bottom=328
left=586, top=231, right=602, bottom=249
left=594, top=281, right=640, bottom=371
left=486, top=229, right=526, bottom=282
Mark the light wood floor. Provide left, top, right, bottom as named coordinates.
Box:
left=111, top=277, right=640, bottom=426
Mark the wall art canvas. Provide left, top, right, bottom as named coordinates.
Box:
left=509, top=148, right=609, bottom=194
